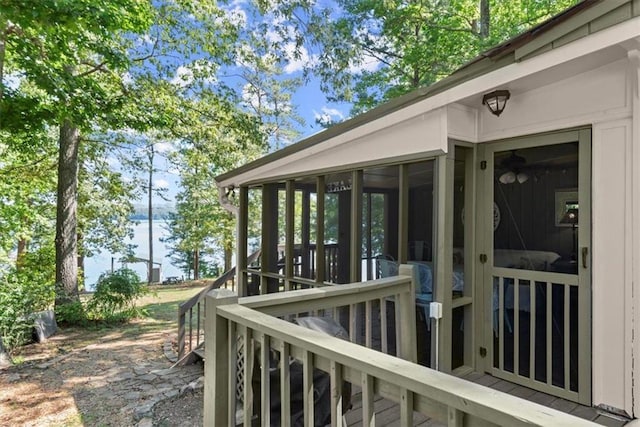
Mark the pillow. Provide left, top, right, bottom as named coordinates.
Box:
left=494, top=249, right=560, bottom=270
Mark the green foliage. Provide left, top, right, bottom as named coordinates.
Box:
left=0, top=246, right=56, bottom=354
left=261, top=0, right=578, bottom=115
left=55, top=301, right=87, bottom=325
left=86, top=268, right=147, bottom=321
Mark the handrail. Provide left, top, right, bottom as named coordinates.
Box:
left=203, top=265, right=597, bottom=427
left=176, top=249, right=261, bottom=360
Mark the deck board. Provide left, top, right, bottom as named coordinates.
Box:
left=340, top=371, right=629, bottom=426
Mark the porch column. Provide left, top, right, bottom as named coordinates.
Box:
left=337, top=190, right=351, bottom=283
left=237, top=185, right=249, bottom=297
left=398, top=164, right=409, bottom=263
left=285, top=180, right=295, bottom=290
left=434, top=152, right=455, bottom=372
left=204, top=289, right=238, bottom=426
left=350, top=170, right=363, bottom=283
left=261, top=183, right=279, bottom=293
left=301, top=187, right=311, bottom=279
left=316, top=176, right=326, bottom=284
left=632, top=49, right=640, bottom=418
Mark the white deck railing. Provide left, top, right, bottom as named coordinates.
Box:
left=203, top=264, right=596, bottom=427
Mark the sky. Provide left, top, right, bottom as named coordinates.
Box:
left=143, top=0, right=379, bottom=206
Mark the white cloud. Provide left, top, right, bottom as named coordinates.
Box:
left=170, top=66, right=194, bottom=87
left=106, top=156, right=120, bottom=167
left=135, top=34, right=154, bottom=46
left=313, top=106, right=345, bottom=126
left=226, top=6, right=247, bottom=27
left=169, top=61, right=217, bottom=87
left=4, top=72, right=23, bottom=90
left=348, top=52, right=381, bottom=74
left=154, top=142, right=174, bottom=154
left=121, top=71, right=134, bottom=87
left=283, top=44, right=317, bottom=74
left=154, top=178, right=170, bottom=189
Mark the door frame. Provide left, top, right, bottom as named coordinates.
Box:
left=475, top=128, right=592, bottom=405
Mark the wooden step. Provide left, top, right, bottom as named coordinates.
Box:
left=193, top=346, right=205, bottom=360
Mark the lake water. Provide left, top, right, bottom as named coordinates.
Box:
left=84, top=221, right=183, bottom=290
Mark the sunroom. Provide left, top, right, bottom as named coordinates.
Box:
left=208, top=1, right=640, bottom=425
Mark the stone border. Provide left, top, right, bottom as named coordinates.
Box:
left=134, top=374, right=204, bottom=426
left=163, top=337, right=178, bottom=363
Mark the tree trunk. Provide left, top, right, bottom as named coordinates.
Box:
left=16, top=239, right=26, bottom=257
left=479, top=0, right=490, bottom=39
left=148, top=149, right=153, bottom=285
left=55, top=120, right=80, bottom=307
left=193, top=249, right=199, bottom=280
left=77, top=231, right=84, bottom=289
left=224, top=247, right=232, bottom=272
left=0, top=34, right=5, bottom=102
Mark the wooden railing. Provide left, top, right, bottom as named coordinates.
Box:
left=176, top=250, right=261, bottom=361
left=203, top=264, right=596, bottom=427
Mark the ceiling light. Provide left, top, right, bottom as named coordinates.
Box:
left=516, top=172, right=529, bottom=184
left=482, top=90, right=511, bottom=116
left=499, top=171, right=516, bottom=184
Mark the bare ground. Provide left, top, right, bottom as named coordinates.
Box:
left=0, top=283, right=206, bottom=427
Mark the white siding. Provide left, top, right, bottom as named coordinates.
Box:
left=478, top=59, right=630, bottom=142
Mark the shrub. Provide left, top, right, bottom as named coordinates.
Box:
left=55, top=300, right=87, bottom=325
left=0, top=247, right=56, bottom=354
left=87, top=268, right=147, bottom=321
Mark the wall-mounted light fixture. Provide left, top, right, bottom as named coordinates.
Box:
left=482, top=89, right=510, bottom=116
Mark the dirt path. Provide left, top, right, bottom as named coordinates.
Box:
left=0, top=285, right=205, bottom=427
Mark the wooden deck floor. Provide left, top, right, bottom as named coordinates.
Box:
left=342, top=371, right=630, bottom=426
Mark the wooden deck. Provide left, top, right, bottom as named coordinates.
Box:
left=343, top=371, right=629, bottom=426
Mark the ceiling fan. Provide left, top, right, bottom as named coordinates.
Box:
left=498, top=150, right=528, bottom=184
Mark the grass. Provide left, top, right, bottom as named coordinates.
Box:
left=138, top=284, right=205, bottom=322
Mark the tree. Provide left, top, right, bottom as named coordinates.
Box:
left=1, top=0, right=153, bottom=309
left=259, top=0, right=578, bottom=115
left=163, top=92, right=264, bottom=279
left=77, top=138, right=139, bottom=282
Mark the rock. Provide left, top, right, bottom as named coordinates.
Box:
left=136, top=417, right=153, bottom=427
left=179, top=376, right=204, bottom=395
left=0, top=337, right=10, bottom=368
left=6, top=373, right=21, bottom=382
left=163, top=389, right=179, bottom=399
left=150, top=368, right=173, bottom=377
left=123, top=391, right=141, bottom=401
left=32, top=310, right=57, bottom=343
left=134, top=401, right=157, bottom=420
left=133, top=366, right=150, bottom=376
left=138, top=373, right=157, bottom=382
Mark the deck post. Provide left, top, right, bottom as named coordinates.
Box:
left=204, top=289, right=238, bottom=427
left=398, top=264, right=418, bottom=363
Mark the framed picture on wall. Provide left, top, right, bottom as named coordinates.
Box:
left=555, top=188, right=578, bottom=227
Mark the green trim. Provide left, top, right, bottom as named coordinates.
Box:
left=516, top=0, right=629, bottom=60
left=481, top=128, right=592, bottom=405
left=239, top=149, right=446, bottom=188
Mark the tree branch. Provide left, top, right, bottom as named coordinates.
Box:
left=74, top=61, right=107, bottom=78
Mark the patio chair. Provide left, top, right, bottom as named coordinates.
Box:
left=376, top=255, right=398, bottom=279
left=408, top=261, right=433, bottom=331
